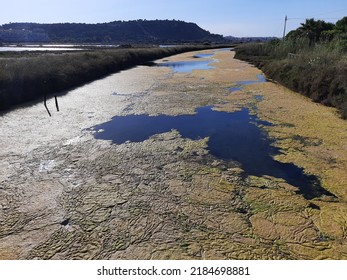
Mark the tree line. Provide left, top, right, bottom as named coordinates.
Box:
left=286, top=16, right=347, bottom=50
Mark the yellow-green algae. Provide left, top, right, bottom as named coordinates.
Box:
left=1, top=49, right=347, bottom=260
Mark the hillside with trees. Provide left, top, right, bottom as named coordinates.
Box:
left=0, top=19, right=224, bottom=44
left=235, top=16, right=347, bottom=119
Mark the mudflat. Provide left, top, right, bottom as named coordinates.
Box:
left=1, top=49, right=346, bottom=259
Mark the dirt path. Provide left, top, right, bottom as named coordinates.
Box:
left=1, top=49, right=347, bottom=259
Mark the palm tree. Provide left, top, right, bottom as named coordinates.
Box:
left=335, top=16, right=347, bottom=33
left=296, top=18, right=334, bottom=46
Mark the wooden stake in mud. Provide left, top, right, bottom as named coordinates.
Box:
left=55, top=96, right=59, bottom=112
left=44, top=93, right=59, bottom=117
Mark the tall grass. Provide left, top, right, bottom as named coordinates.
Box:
left=235, top=40, right=347, bottom=119
left=0, top=45, right=224, bottom=112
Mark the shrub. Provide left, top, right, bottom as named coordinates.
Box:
left=235, top=40, right=347, bottom=119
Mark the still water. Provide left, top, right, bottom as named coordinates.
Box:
left=155, top=60, right=215, bottom=72
left=193, top=53, right=214, bottom=58
left=230, top=74, right=267, bottom=92
left=0, top=44, right=120, bottom=52
left=0, top=46, right=84, bottom=52
left=89, top=106, right=330, bottom=199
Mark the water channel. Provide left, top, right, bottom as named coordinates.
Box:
left=0, top=44, right=122, bottom=52
left=89, top=51, right=333, bottom=199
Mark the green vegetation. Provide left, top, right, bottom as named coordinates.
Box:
left=0, top=45, right=229, bottom=112
left=235, top=17, right=347, bottom=119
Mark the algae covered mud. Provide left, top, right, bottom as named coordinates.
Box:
left=1, top=48, right=347, bottom=259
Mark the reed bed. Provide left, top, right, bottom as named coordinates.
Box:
left=0, top=45, right=220, bottom=111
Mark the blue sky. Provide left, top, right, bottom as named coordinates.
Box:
left=1, top=0, right=347, bottom=37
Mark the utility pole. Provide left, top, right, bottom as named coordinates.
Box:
left=283, top=15, right=288, bottom=41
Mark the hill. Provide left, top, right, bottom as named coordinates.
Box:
left=0, top=19, right=225, bottom=44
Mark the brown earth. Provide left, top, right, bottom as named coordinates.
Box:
left=0, top=49, right=347, bottom=259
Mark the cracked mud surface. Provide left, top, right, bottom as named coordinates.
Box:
left=1, top=50, right=347, bottom=259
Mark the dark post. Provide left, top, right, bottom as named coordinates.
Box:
left=283, top=15, right=288, bottom=41
left=55, top=96, right=59, bottom=112
left=44, top=93, right=52, bottom=117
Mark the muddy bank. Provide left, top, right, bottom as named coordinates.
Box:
left=1, top=49, right=347, bottom=259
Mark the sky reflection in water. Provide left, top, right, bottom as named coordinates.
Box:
left=90, top=106, right=330, bottom=199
